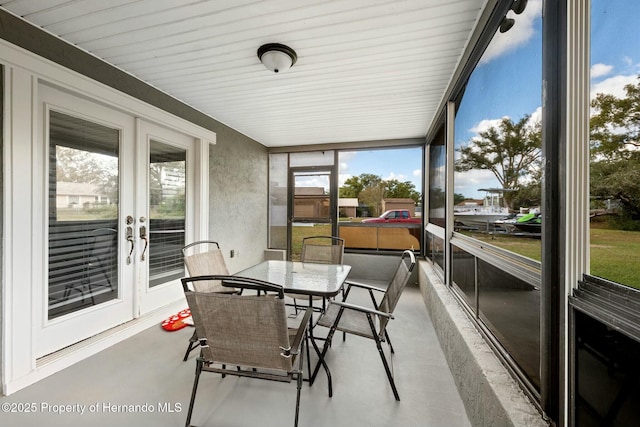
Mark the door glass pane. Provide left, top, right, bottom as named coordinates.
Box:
left=291, top=170, right=332, bottom=260
left=293, top=171, right=330, bottom=219
left=149, top=140, right=186, bottom=287
left=269, top=153, right=288, bottom=249
left=48, top=111, right=119, bottom=319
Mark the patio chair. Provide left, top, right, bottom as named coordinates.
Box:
left=182, top=275, right=313, bottom=427
left=288, top=236, right=344, bottom=313
left=181, top=241, right=236, bottom=361
left=313, top=250, right=416, bottom=401
left=182, top=240, right=234, bottom=293
left=62, top=227, right=117, bottom=306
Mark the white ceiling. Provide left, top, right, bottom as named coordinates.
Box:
left=1, top=0, right=486, bottom=147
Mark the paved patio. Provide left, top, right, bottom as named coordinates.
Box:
left=1, top=284, right=470, bottom=427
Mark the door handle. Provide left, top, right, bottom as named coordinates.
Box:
left=126, top=226, right=135, bottom=265
left=139, top=225, right=148, bottom=261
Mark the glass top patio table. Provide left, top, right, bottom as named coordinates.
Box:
left=235, top=260, right=351, bottom=297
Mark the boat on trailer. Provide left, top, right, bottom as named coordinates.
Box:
left=454, top=188, right=513, bottom=229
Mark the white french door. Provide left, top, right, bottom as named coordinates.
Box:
left=136, top=120, right=196, bottom=315
left=35, top=85, right=197, bottom=357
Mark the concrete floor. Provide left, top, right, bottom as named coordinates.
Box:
left=1, top=284, right=471, bottom=427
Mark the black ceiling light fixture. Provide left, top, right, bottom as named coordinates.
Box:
left=499, top=18, right=515, bottom=33
left=511, top=0, right=528, bottom=15
left=257, top=43, right=297, bottom=73
left=499, top=0, right=528, bottom=33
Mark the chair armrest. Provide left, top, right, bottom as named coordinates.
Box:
left=289, top=308, right=313, bottom=354
left=344, top=280, right=386, bottom=293
left=330, top=301, right=394, bottom=319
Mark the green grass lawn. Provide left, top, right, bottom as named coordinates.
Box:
left=463, top=228, right=640, bottom=289
left=291, top=224, right=332, bottom=260
left=589, top=228, right=640, bottom=289
left=294, top=223, right=640, bottom=289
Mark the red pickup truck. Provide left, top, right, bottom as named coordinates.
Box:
left=361, top=209, right=421, bottom=223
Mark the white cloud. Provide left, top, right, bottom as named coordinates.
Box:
left=467, top=109, right=541, bottom=141
left=454, top=170, right=500, bottom=199
left=339, top=152, right=357, bottom=163
left=412, top=169, right=421, bottom=178
left=591, top=63, right=614, bottom=79
left=385, top=171, right=406, bottom=182
left=470, top=117, right=506, bottom=134
left=297, top=176, right=329, bottom=190
left=480, top=0, right=542, bottom=65
left=529, top=106, right=542, bottom=124
left=591, top=74, right=637, bottom=99
left=339, top=173, right=352, bottom=187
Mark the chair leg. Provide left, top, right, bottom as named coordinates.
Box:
left=305, top=332, right=311, bottom=381
left=366, top=315, right=400, bottom=401
left=183, top=342, right=196, bottom=362
left=294, top=338, right=306, bottom=427
left=384, top=330, right=395, bottom=354
left=185, top=358, right=204, bottom=427
left=183, top=331, right=199, bottom=361
left=311, top=309, right=347, bottom=397
left=376, top=337, right=400, bottom=401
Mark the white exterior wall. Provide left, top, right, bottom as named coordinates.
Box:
left=0, top=39, right=268, bottom=394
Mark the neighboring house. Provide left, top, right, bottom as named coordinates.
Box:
left=338, top=198, right=358, bottom=218
left=56, top=182, right=107, bottom=208
left=293, top=187, right=328, bottom=218
left=382, top=198, right=416, bottom=216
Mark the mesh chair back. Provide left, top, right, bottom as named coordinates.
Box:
left=182, top=241, right=230, bottom=292
left=185, top=280, right=293, bottom=372
left=377, top=250, right=416, bottom=335
left=301, top=236, right=344, bottom=264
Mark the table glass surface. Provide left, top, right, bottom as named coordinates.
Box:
left=235, top=260, right=351, bottom=297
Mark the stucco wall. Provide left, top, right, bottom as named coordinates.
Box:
left=418, top=260, right=548, bottom=427
left=208, top=127, right=269, bottom=273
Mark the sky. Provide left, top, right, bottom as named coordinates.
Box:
left=453, top=0, right=543, bottom=200
left=326, top=0, right=640, bottom=201
left=590, top=1, right=640, bottom=99
left=338, top=148, right=423, bottom=192
left=336, top=0, right=545, bottom=201
left=453, top=0, right=640, bottom=200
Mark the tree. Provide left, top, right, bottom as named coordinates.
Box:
left=339, top=174, right=382, bottom=198
left=590, top=77, right=640, bottom=223
left=56, top=145, right=119, bottom=205
left=590, top=155, right=640, bottom=222
left=590, top=75, right=640, bottom=160
left=339, top=173, right=420, bottom=216
left=385, top=179, right=420, bottom=203
left=359, top=182, right=386, bottom=216
left=455, top=115, right=542, bottom=208
left=453, top=193, right=468, bottom=206
left=56, top=146, right=117, bottom=186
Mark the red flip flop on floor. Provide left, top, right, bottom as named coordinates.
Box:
left=161, top=308, right=192, bottom=331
